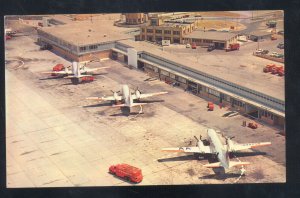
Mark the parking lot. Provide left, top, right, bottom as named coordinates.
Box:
left=5, top=34, right=285, bottom=187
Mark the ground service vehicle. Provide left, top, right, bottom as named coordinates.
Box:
left=192, top=42, right=197, bottom=49
left=278, top=68, right=284, bottom=76
left=52, top=64, right=65, bottom=71
left=40, top=44, right=52, bottom=50
left=266, top=20, right=277, bottom=28
left=109, top=164, right=143, bottom=183
left=277, top=43, right=284, bottom=49
left=263, top=64, right=276, bottom=73
left=271, top=35, right=277, bottom=40
left=5, top=35, right=12, bottom=40
left=248, top=122, right=258, bottom=129
left=225, top=43, right=240, bottom=52
left=271, top=65, right=283, bottom=75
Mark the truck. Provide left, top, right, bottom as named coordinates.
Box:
left=263, top=64, right=276, bottom=73
left=52, top=64, right=65, bottom=71
left=225, top=43, right=240, bottom=52
left=266, top=20, right=277, bottom=28
left=109, top=164, right=143, bottom=183
left=271, top=65, right=284, bottom=75
left=278, top=68, right=285, bottom=76
left=191, top=42, right=197, bottom=49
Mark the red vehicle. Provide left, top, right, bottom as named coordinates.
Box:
left=248, top=122, right=258, bottom=129
left=225, top=43, right=240, bottom=52
left=263, top=64, right=276, bottom=73
left=278, top=68, right=285, bottom=76
left=109, top=164, right=143, bottom=183
left=271, top=65, right=283, bottom=74
left=191, top=42, right=197, bottom=49
left=271, top=35, right=277, bottom=40
left=52, top=64, right=65, bottom=71
left=5, top=35, right=12, bottom=40
left=207, top=102, right=214, bottom=111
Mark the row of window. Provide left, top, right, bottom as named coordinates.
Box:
left=126, top=18, right=143, bottom=23
left=260, top=110, right=274, bottom=120
left=143, top=29, right=181, bottom=35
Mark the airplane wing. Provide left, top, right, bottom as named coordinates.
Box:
left=86, top=95, right=122, bottom=101
left=229, top=142, right=271, bottom=152
left=41, top=70, right=71, bottom=75
left=162, top=146, right=212, bottom=154
left=64, top=74, right=92, bottom=79
left=132, top=92, right=168, bottom=100
left=83, top=67, right=110, bottom=73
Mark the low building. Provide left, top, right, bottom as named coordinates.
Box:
left=140, top=19, right=197, bottom=44
left=111, top=40, right=285, bottom=129
left=183, top=30, right=238, bottom=49
left=248, top=31, right=272, bottom=41
left=37, top=22, right=133, bottom=62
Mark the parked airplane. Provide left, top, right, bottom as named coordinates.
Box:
left=162, top=128, right=271, bottom=171
left=41, top=61, right=108, bottom=77
left=86, top=84, right=168, bottom=112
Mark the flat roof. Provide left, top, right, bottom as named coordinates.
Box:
left=116, top=40, right=284, bottom=101
left=183, top=30, right=237, bottom=41
left=39, top=20, right=134, bottom=46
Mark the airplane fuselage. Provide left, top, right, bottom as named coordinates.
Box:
left=122, top=85, right=133, bottom=108
left=207, top=129, right=230, bottom=169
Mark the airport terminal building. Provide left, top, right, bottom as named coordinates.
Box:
left=37, top=28, right=285, bottom=129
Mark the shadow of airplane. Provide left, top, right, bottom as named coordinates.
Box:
left=199, top=172, right=243, bottom=180
left=231, top=151, right=267, bottom=158
left=39, top=76, right=66, bottom=80
left=138, top=99, right=165, bottom=103
left=81, top=103, right=112, bottom=108
left=157, top=154, right=203, bottom=162
left=110, top=111, right=144, bottom=117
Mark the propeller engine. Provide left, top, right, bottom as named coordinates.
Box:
left=111, top=90, right=120, bottom=101
left=135, top=87, right=141, bottom=99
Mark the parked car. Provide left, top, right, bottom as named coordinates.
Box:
left=277, top=43, right=284, bottom=49
left=277, top=30, right=284, bottom=35
left=262, top=49, right=269, bottom=54
left=207, top=44, right=215, bottom=52
left=270, top=52, right=279, bottom=57
left=255, top=49, right=263, bottom=54
left=270, top=52, right=284, bottom=58
left=186, top=43, right=191, bottom=48
left=40, top=44, right=52, bottom=50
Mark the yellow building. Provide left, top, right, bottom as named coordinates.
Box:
left=139, top=17, right=198, bottom=44
left=124, top=13, right=147, bottom=25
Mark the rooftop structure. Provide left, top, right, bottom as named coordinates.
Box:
left=116, top=40, right=284, bottom=102
left=39, top=21, right=133, bottom=46
left=184, top=30, right=237, bottom=41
